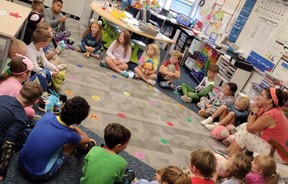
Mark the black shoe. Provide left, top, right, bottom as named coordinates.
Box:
left=176, top=86, right=182, bottom=93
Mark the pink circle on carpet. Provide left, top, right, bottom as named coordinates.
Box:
left=70, top=75, right=77, bottom=80
left=117, top=113, right=126, bottom=118
left=135, top=152, right=145, bottom=159
left=166, top=122, right=174, bottom=127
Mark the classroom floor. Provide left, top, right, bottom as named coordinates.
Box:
left=1, top=1, right=288, bottom=180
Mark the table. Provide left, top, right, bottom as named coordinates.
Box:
left=90, top=2, right=176, bottom=59
left=0, top=1, right=31, bottom=73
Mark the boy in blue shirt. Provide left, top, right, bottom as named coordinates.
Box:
left=19, top=96, right=95, bottom=181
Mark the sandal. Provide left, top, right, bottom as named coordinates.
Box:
left=160, top=81, right=170, bottom=88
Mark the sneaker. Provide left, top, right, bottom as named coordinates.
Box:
left=181, top=95, right=192, bottom=103
left=169, top=83, right=175, bottom=90
left=57, top=64, right=67, bottom=71
left=100, top=60, right=107, bottom=67
left=198, top=109, right=209, bottom=118
left=133, top=73, right=140, bottom=79
left=75, top=139, right=96, bottom=156
left=160, top=81, right=169, bottom=88
left=147, top=79, right=156, bottom=86
left=200, top=116, right=213, bottom=126
left=205, top=122, right=218, bottom=130
left=176, top=86, right=182, bottom=92
left=120, top=70, right=129, bottom=78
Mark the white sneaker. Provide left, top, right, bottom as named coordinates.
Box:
left=147, top=79, right=156, bottom=86
left=205, top=122, right=218, bottom=130
left=200, top=116, right=213, bottom=126
left=181, top=95, right=192, bottom=103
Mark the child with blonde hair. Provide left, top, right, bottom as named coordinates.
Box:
left=201, top=96, right=250, bottom=131
left=221, top=152, right=251, bottom=184
left=190, top=149, right=216, bottom=183
left=134, top=43, right=160, bottom=86
left=246, top=155, right=280, bottom=184
left=158, top=50, right=182, bottom=90
left=100, top=30, right=132, bottom=78
left=77, top=21, right=102, bottom=59
left=23, top=0, right=45, bottom=45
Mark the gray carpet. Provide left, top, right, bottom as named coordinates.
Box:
left=4, top=126, right=156, bottom=184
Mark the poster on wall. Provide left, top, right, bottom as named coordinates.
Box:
left=228, top=0, right=257, bottom=43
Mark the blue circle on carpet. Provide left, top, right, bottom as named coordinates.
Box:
left=77, top=64, right=83, bottom=68
left=112, top=75, right=117, bottom=78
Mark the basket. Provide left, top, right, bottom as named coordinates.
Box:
left=111, top=9, right=127, bottom=19
left=138, top=21, right=159, bottom=36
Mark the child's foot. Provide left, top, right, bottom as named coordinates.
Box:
left=147, top=79, right=156, bottom=86
left=133, top=73, right=140, bottom=79
left=204, top=122, right=218, bottom=130
left=169, top=83, right=175, bottom=90
left=76, top=47, right=81, bottom=52
left=100, top=60, right=107, bottom=67
left=176, top=86, right=182, bottom=92
left=160, top=81, right=170, bottom=88
left=200, top=116, right=213, bottom=126
left=181, top=95, right=192, bottom=103
left=198, top=109, right=209, bottom=118
left=91, top=53, right=100, bottom=59
left=120, top=70, right=129, bottom=78
left=75, top=139, right=96, bottom=156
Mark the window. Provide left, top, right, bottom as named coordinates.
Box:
left=169, top=0, right=194, bottom=17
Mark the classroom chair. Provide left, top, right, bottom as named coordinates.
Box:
left=102, top=20, right=121, bottom=49
left=130, top=39, right=146, bottom=63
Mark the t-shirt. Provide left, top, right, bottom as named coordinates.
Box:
left=0, top=77, right=22, bottom=97
left=80, top=147, right=127, bottom=184
left=26, top=42, right=57, bottom=73
left=162, top=60, right=180, bottom=72
left=106, top=40, right=132, bottom=63
left=259, top=107, right=288, bottom=162
left=191, top=177, right=215, bottom=184
left=196, top=77, right=215, bottom=92
left=245, top=172, right=265, bottom=184
left=24, top=11, right=44, bottom=45
left=44, top=8, right=65, bottom=31
left=138, top=55, right=159, bottom=71
left=0, top=96, right=27, bottom=144
left=19, top=113, right=81, bottom=175
left=220, top=178, right=241, bottom=184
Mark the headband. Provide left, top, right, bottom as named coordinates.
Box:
left=270, top=87, right=278, bottom=106
left=11, top=54, right=34, bottom=75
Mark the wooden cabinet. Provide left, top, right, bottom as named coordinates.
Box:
left=215, top=55, right=251, bottom=94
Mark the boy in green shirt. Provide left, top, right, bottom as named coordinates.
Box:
left=80, top=123, right=131, bottom=184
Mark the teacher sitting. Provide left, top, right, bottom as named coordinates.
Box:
left=228, top=87, right=288, bottom=163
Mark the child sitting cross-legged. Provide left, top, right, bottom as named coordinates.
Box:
left=77, top=20, right=103, bottom=59
left=134, top=43, right=160, bottom=86
left=158, top=50, right=182, bottom=90
left=177, top=64, right=219, bottom=103
left=197, top=83, right=238, bottom=118
left=19, top=96, right=96, bottom=181
left=80, top=123, right=132, bottom=184
left=100, top=30, right=132, bottom=78
left=200, top=96, right=250, bottom=131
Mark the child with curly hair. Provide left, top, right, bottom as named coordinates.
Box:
left=77, top=20, right=102, bottom=59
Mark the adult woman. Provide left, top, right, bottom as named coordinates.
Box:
left=227, top=88, right=288, bottom=164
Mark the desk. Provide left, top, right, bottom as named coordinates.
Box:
left=0, top=1, right=30, bottom=73
left=90, top=2, right=176, bottom=59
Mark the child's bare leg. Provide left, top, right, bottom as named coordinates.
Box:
left=134, top=67, right=148, bottom=82
left=105, top=57, right=121, bottom=73
left=117, top=63, right=128, bottom=71
left=211, top=105, right=228, bottom=119
left=218, top=111, right=236, bottom=126
left=146, top=73, right=157, bottom=80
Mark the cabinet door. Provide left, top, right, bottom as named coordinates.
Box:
left=65, top=0, right=87, bottom=17
left=44, top=0, right=53, bottom=7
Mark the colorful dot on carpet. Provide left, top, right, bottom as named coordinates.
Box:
left=160, top=138, right=169, bottom=145
left=92, top=96, right=100, bottom=100
left=135, top=152, right=145, bottom=159
left=64, top=90, right=74, bottom=96
left=89, top=114, right=98, bottom=120
left=178, top=104, right=185, bottom=109
left=70, top=75, right=77, bottom=80
left=166, top=122, right=174, bottom=127
left=149, top=99, right=159, bottom=106
left=149, top=86, right=154, bottom=90
left=76, top=64, right=83, bottom=68
left=186, top=118, right=192, bottom=122
left=117, top=113, right=126, bottom=118
left=123, top=92, right=130, bottom=96
left=112, top=75, right=117, bottom=78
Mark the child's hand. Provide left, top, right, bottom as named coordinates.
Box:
left=52, top=71, right=59, bottom=77
left=58, top=16, right=67, bottom=23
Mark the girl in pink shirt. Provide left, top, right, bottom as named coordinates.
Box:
left=0, top=55, right=35, bottom=118
left=100, top=30, right=132, bottom=78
